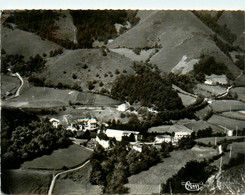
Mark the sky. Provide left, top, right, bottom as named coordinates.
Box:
left=0, top=0, right=244, bottom=10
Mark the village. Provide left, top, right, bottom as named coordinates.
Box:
left=49, top=109, right=235, bottom=153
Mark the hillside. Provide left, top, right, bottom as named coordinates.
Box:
left=1, top=26, right=61, bottom=59
left=107, top=10, right=240, bottom=76
left=52, top=10, right=77, bottom=44
left=39, top=48, right=134, bottom=92
left=218, top=11, right=245, bottom=49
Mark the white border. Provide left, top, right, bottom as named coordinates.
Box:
left=0, top=0, right=245, bottom=10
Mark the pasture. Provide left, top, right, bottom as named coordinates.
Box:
left=220, top=111, right=245, bottom=120
left=1, top=75, right=20, bottom=97
left=208, top=115, right=245, bottom=130
left=194, top=84, right=227, bottom=97
left=53, top=162, right=101, bottom=194
left=21, top=144, right=92, bottom=170
left=1, top=169, right=52, bottom=195
left=212, top=142, right=245, bottom=168
left=177, top=92, right=196, bottom=106
left=127, top=150, right=197, bottom=185
left=109, top=48, right=156, bottom=62
left=210, top=100, right=245, bottom=113
left=231, top=87, right=245, bottom=102
left=196, top=136, right=245, bottom=145
left=178, top=119, right=224, bottom=133
left=76, top=92, right=120, bottom=106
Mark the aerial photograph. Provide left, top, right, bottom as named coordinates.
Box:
left=1, top=9, right=245, bottom=194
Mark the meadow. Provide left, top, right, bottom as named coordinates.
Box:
left=21, top=144, right=92, bottom=170
left=210, top=100, right=245, bottom=113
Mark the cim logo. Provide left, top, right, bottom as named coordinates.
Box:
left=181, top=181, right=204, bottom=191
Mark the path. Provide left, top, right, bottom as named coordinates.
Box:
left=48, top=160, right=90, bottom=195
left=5, top=72, right=24, bottom=100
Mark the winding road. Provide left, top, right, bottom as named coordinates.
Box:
left=48, top=160, right=90, bottom=195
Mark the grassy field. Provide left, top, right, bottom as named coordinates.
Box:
left=194, top=84, right=227, bottom=97
left=212, top=142, right=245, bottom=167
left=196, top=136, right=245, bottom=145
left=76, top=92, right=120, bottom=106
left=208, top=115, right=245, bottom=130
left=110, top=48, right=156, bottom=62
left=231, top=87, right=245, bottom=102
left=53, top=162, right=101, bottom=194
left=127, top=150, right=197, bottom=185
left=210, top=100, right=245, bottom=113
left=178, top=92, right=196, bottom=106
left=178, top=119, right=224, bottom=133
left=3, top=85, right=120, bottom=108
left=1, top=169, right=52, bottom=194
left=1, top=75, right=20, bottom=97
left=220, top=111, right=245, bottom=120
left=2, top=26, right=61, bottom=59
left=41, top=48, right=134, bottom=93
left=21, top=144, right=92, bottom=170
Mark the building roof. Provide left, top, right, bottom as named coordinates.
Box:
left=50, top=118, right=60, bottom=123
left=106, top=129, right=139, bottom=135
left=156, top=135, right=172, bottom=138
left=148, top=124, right=192, bottom=134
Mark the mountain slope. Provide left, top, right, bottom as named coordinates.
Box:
left=107, top=11, right=240, bottom=76
left=218, top=11, right=245, bottom=49
left=40, top=48, right=134, bottom=91
left=1, top=26, right=61, bottom=59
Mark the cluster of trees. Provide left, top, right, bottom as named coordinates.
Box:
left=89, top=142, right=161, bottom=193
left=193, top=56, right=234, bottom=81
left=193, top=11, right=237, bottom=44
left=111, top=64, right=184, bottom=111
left=1, top=53, right=46, bottom=76
left=211, top=34, right=241, bottom=59
left=168, top=73, right=196, bottom=93
left=70, top=10, right=139, bottom=48
left=223, top=152, right=245, bottom=170
left=6, top=10, right=59, bottom=40
left=1, top=107, right=73, bottom=169
left=161, top=160, right=217, bottom=193
left=235, top=54, right=245, bottom=70
left=49, top=48, right=63, bottom=57
left=28, top=75, right=83, bottom=91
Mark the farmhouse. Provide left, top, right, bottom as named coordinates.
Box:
left=204, top=74, right=228, bottom=85
left=104, top=129, right=140, bottom=141
left=67, top=118, right=98, bottom=131
left=148, top=124, right=193, bottom=143
left=155, top=135, right=172, bottom=144
left=49, top=118, right=61, bottom=128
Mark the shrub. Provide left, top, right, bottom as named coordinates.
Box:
left=115, top=69, right=120, bottom=74
left=72, top=73, right=77, bottom=79
left=83, top=64, right=88, bottom=69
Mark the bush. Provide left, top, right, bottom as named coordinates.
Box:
left=72, top=73, right=77, bottom=79
left=115, top=69, right=120, bottom=74
left=83, top=64, right=88, bottom=69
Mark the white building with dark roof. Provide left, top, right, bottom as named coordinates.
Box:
left=104, top=129, right=140, bottom=141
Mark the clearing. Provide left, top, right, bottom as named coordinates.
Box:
left=21, top=144, right=92, bottom=170
left=194, top=84, right=227, bottom=97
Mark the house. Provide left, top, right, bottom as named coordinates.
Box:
left=104, top=129, right=140, bottom=141
left=49, top=118, right=61, bottom=128
left=204, top=74, right=228, bottom=85
left=96, top=136, right=110, bottom=148
left=155, top=135, right=172, bottom=144
left=69, top=118, right=98, bottom=131
left=148, top=124, right=193, bottom=143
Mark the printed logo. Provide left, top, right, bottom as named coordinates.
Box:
left=181, top=181, right=204, bottom=191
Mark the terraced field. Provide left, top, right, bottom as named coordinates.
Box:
left=231, top=87, right=245, bottom=102
left=220, top=111, right=245, bottom=120
left=177, top=92, right=196, bottom=106
left=1, top=75, right=20, bottom=98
